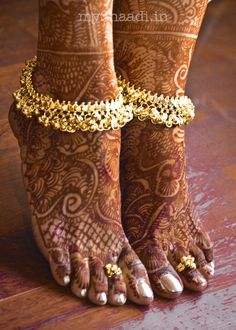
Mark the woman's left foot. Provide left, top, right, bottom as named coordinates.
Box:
left=121, top=119, right=214, bottom=298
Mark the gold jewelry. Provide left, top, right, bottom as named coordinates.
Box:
left=118, top=79, right=195, bottom=128
left=104, top=264, right=122, bottom=278
left=13, top=57, right=133, bottom=133
left=176, top=255, right=197, bottom=273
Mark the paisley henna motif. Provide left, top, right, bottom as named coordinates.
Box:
left=10, top=105, right=125, bottom=257
left=10, top=101, right=154, bottom=305
left=120, top=121, right=214, bottom=293
left=114, top=0, right=208, bottom=96
left=114, top=0, right=214, bottom=296
left=9, top=0, right=153, bottom=306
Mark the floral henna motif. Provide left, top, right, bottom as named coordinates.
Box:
left=114, top=0, right=214, bottom=297
left=120, top=121, right=214, bottom=296
left=9, top=104, right=153, bottom=305
left=9, top=0, right=154, bottom=306
left=10, top=105, right=124, bottom=257
left=114, top=0, right=208, bottom=95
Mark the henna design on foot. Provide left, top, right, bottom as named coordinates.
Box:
left=114, top=0, right=214, bottom=298
left=9, top=104, right=153, bottom=306
left=9, top=0, right=153, bottom=306
left=120, top=121, right=214, bottom=297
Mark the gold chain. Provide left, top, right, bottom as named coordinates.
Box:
left=13, top=57, right=133, bottom=133
left=119, top=79, right=195, bottom=128
left=13, top=57, right=195, bottom=132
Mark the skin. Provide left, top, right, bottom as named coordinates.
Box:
left=113, top=0, right=214, bottom=298
left=9, top=0, right=154, bottom=306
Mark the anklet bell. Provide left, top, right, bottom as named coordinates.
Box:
left=13, top=57, right=133, bottom=133
left=118, top=79, right=195, bottom=128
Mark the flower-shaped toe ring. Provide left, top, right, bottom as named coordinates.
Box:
left=104, top=264, right=122, bottom=278
left=176, top=255, right=197, bottom=273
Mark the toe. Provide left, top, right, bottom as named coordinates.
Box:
left=118, top=244, right=154, bottom=305
left=107, top=272, right=127, bottom=306
left=140, top=243, right=183, bottom=299
left=48, top=247, right=71, bottom=286
left=200, top=263, right=215, bottom=278
left=181, top=269, right=208, bottom=292
left=170, top=245, right=207, bottom=292
left=70, top=252, right=90, bottom=298
left=196, top=230, right=214, bottom=263
left=190, top=243, right=214, bottom=279
left=150, top=266, right=183, bottom=299
left=88, top=257, right=108, bottom=306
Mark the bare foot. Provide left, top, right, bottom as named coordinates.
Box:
left=9, top=105, right=153, bottom=306
left=121, top=120, right=214, bottom=298
left=9, top=0, right=153, bottom=306
left=114, top=0, right=213, bottom=298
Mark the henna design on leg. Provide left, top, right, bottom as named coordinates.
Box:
left=9, top=0, right=154, bottom=306
left=36, top=0, right=118, bottom=102
left=114, top=0, right=214, bottom=298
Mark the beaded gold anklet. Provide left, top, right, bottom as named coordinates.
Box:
left=13, top=57, right=195, bottom=132
left=119, top=79, right=195, bottom=128
left=13, top=57, right=133, bottom=133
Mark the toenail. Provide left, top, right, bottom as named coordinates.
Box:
left=160, top=273, right=183, bottom=293
left=195, top=275, right=207, bottom=286
left=202, top=264, right=214, bottom=276
left=96, top=292, right=107, bottom=304
left=137, top=280, right=153, bottom=299
left=209, top=261, right=215, bottom=269
left=63, top=275, right=70, bottom=285
left=114, top=293, right=126, bottom=305
left=80, top=288, right=87, bottom=297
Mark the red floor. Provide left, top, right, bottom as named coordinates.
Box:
left=0, top=0, right=236, bottom=329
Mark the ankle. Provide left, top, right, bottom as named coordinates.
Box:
left=33, top=53, right=118, bottom=102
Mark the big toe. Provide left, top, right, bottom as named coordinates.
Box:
left=140, top=244, right=183, bottom=299
left=150, top=267, right=183, bottom=299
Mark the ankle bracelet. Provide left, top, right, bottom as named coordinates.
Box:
left=119, top=79, right=195, bottom=128
left=13, top=57, right=133, bottom=133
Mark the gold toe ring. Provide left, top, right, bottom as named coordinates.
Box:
left=176, top=255, right=197, bottom=273
left=104, top=264, right=122, bottom=278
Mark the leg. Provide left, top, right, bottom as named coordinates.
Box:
left=114, top=0, right=214, bottom=298
left=9, top=0, right=153, bottom=306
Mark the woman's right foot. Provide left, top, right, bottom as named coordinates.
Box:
left=9, top=103, right=153, bottom=306
left=8, top=0, right=153, bottom=306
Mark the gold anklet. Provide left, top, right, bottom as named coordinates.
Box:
left=13, top=57, right=133, bottom=133
left=118, top=79, right=195, bottom=128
